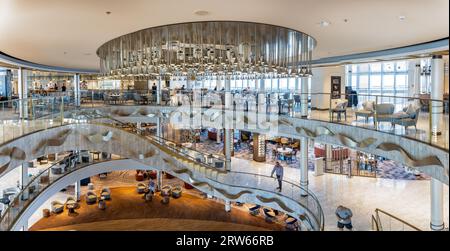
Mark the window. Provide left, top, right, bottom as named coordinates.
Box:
left=346, top=60, right=410, bottom=105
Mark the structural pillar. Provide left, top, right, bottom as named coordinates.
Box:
left=19, top=163, right=29, bottom=200
left=18, top=67, right=28, bottom=119
left=157, top=170, right=163, bottom=191
left=73, top=73, right=81, bottom=107
left=74, top=180, right=81, bottom=201
left=300, top=137, right=309, bottom=197
left=216, top=129, right=221, bottom=144
left=430, top=178, right=445, bottom=231
left=252, top=133, right=266, bottom=162
left=223, top=76, right=232, bottom=171
left=300, top=77, right=309, bottom=118
left=431, top=55, right=444, bottom=136
left=157, top=77, right=162, bottom=105
left=258, top=79, right=266, bottom=113
left=325, top=144, right=332, bottom=171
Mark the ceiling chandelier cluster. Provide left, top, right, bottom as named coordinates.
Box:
left=97, top=21, right=317, bottom=80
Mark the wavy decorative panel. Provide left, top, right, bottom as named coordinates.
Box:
left=0, top=147, right=26, bottom=175
left=376, top=143, right=444, bottom=169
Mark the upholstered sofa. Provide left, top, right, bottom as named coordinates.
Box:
left=85, top=191, right=97, bottom=205
left=51, top=200, right=64, bottom=214
left=355, top=100, right=375, bottom=124
left=101, top=187, right=111, bottom=200
left=374, top=103, right=395, bottom=126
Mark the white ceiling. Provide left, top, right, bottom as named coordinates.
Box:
left=0, top=0, right=448, bottom=71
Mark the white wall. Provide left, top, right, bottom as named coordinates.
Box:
left=311, top=66, right=346, bottom=109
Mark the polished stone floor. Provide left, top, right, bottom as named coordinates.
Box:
left=230, top=157, right=449, bottom=231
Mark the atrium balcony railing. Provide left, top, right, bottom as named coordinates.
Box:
left=1, top=90, right=448, bottom=150
left=0, top=153, right=114, bottom=231
left=0, top=119, right=325, bottom=231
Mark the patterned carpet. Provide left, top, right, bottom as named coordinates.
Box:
left=193, top=136, right=430, bottom=181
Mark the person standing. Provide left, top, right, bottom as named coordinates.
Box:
left=335, top=205, right=353, bottom=231
left=148, top=179, right=156, bottom=194
left=270, top=161, right=284, bottom=192
left=61, top=84, right=67, bottom=92
left=152, top=83, right=157, bottom=94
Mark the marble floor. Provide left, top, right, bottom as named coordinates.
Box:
left=230, top=157, right=449, bottom=231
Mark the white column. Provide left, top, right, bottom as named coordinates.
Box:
left=216, top=129, right=221, bottom=144
left=300, top=137, right=309, bottom=197
left=325, top=144, right=332, bottom=170
left=157, top=117, right=161, bottom=138
left=157, top=77, right=162, bottom=105
left=300, top=77, right=309, bottom=117
left=258, top=79, right=266, bottom=113
left=157, top=170, right=163, bottom=191
left=73, top=74, right=81, bottom=106
left=224, top=130, right=232, bottom=171
left=430, top=178, right=445, bottom=231
left=74, top=180, right=81, bottom=201
left=225, top=200, right=231, bottom=212
left=19, top=163, right=29, bottom=200
left=18, top=67, right=28, bottom=119
left=224, top=77, right=232, bottom=171
left=431, top=55, right=444, bottom=136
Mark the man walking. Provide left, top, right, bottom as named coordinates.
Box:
left=335, top=205, right=353, bottom=231
left=271, top=161, right=284, bottom=192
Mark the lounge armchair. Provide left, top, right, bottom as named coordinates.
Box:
left=136, top=183, right=147, bottom=194
left=171, top=185, right=182, bottom=198
left=374, top=103, right=395, bottom=127
left=331, top=99, right=348, bottom=121
left=65, top=196, right=78, bottom=209
left=285, top=217, right=299, bottom=231
left=392, top=105, right=421, bottom=130
left=101, top=187, right=111, bottom=200
left=160, top=185, right=172, bottom=197
left=51, top=200, right=64, bottom=214
left=355, top=100, right=375, bottom=124
left=249, top=205, right=261, bottom=216
left=85, top=191, right=97, bottom=205
left=263, top=208, right=276, bottom=223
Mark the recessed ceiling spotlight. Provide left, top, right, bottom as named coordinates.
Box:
left=194, top=10, right=210, bottom=16
left=343, top=18, right=349, bottom=23
left=319, top=20, right=331, bottom=27
left=84, top=53, right=92, bottom=56
left=106, top=11, right=111, bottom=15
left=398, top=15, right=406, bottom=21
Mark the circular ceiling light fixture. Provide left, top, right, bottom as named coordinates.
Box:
left=398, top=15, right=406, bottom=21
left=106, top=11, right=111, bottom=15
left=319, top=20, right=331, bottom=27
left=97, top=21, right=317, bottom=80
left=194, top=10, right=210, bottom=16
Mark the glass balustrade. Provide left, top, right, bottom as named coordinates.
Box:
left=0, top=154, right=114, bottom=231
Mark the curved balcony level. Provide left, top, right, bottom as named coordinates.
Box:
left=0, top=123, right=323, bottom=231
left=70, top=105, right=449, bottom=185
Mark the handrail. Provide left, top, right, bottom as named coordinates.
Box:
left=0, top=155, right=116, bottom=231
left=0, top=121, right=325, bottom=231
left=105, top=119, right=324, bottom=230
left=372, top=208, right=422, bottom=231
